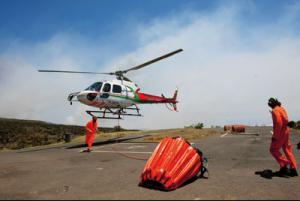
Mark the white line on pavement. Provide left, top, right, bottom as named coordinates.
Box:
left=220, top=133, right=229, bottom=138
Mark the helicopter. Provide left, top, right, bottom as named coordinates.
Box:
left=38, top=49, right=183, bottom=119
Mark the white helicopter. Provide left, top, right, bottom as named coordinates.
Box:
left=38, top=49, right=183, bottom=119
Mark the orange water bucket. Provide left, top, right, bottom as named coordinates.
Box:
left=139, top=137, right=206, bottom=191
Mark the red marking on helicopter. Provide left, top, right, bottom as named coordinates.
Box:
left=136, top=91, right=177, bottom=104
left=136, top=89, right=178, bottom=111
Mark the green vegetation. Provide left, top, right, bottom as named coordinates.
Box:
left=0, top=118, right=220, bottom=150
left=141, top=128, right=218, bottom=142
left=287, top=120, right=300, bottom=129
left=0, top=118, right=133, bottom=150
left=185, top=122, right=204, bottom=129
left=0, top=118, right=85, bottom=149
left=296, top=121, right=300, bottom=129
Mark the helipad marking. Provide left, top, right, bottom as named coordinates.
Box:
left=127, top=145, right=146, bottom=149
left=220, top=132, right=261, bottom=138
left=220, top=133, right=229, bottom=138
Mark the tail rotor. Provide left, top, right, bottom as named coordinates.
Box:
left=165, top=89, right=178, bottom=111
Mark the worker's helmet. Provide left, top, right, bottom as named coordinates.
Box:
left=268, top=97, right=281, bottom=108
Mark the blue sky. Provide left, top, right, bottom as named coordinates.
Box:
left=1, top=0, right=299, bottom=49
left=1, top=0, right=300, bottom=128
left=0, top=0, right=213, bottom=44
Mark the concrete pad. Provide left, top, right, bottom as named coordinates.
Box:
left=0, top=127, right=299, bottom=199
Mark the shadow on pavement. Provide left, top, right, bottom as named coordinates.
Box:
left=17, top=135, right=152, bottom=153
left=138, top=175, right=208, bottom=192
left=255, top=169, right=290, bottom=179
left=66, top=134, right=151, bottom=149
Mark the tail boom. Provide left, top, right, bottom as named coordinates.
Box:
left=135, top=89, right=178, bottom=111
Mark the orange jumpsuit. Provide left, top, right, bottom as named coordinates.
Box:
left=85, top=120, right=98, bottom=150
left=269, top=106, right=297, bottom=169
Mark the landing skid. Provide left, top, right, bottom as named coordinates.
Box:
left=86, top=105, right=142, bottom=120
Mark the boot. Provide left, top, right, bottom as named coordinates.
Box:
left=82, top=149, right=91, bottom=153
left=274, top=166, right=290, bottom=177
left=289, top=168, right=298, bottom=177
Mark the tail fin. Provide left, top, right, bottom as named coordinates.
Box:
left=163, top=89, right=179, bottom=111
left=171, top=89, right=178, bottom=111
left=173, top=89, right=178, bottom=101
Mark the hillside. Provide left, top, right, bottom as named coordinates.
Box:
left=0, top=118, right=129, bottom=150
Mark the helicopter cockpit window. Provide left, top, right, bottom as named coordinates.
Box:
left=103, top=83, right=111, bottom=93
left=85, top=82, right=102, bottom=92
left=112, top=85, right=122, bottom=93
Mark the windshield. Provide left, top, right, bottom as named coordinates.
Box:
left=85, top=82, right=102, bottom=92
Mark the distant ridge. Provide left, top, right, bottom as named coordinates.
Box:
left=0, top=117, right=132, bottom=150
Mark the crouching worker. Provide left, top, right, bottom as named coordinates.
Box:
left=83, top=116, right=98, bottom=153
left=268, top=98, right=298, bottom=177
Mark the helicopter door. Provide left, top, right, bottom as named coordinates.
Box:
left=100, top=83, right=111, bottom=98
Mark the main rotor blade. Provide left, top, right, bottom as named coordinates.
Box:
left=38, top=70, right=113, bottom=75
left=122, top=48, right=183, bottom=73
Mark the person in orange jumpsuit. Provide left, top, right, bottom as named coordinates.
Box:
left=83, top=116, right=98, bottom=153
left=268, top=98, right=298, bottom=177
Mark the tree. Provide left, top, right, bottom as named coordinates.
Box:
left=194, top=123, right=204, bottom=129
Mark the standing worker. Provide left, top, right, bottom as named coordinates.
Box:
left=83, top=116, right=98, bottom=153
left=268, top=98, right=298, bottom=177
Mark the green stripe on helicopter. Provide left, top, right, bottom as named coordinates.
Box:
left=126, top=86, right=139, bottom=102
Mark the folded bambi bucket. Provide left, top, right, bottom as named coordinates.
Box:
left=139, top=137, right=207, bottom=191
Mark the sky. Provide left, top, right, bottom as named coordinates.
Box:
left=1, top=0, right=300, bottom=129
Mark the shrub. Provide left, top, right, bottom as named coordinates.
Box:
left=185, top=122, right=204, bottom=129
left=194, top=123, right=204, bottom=129
left=295, top=121, right=300, bottom=129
